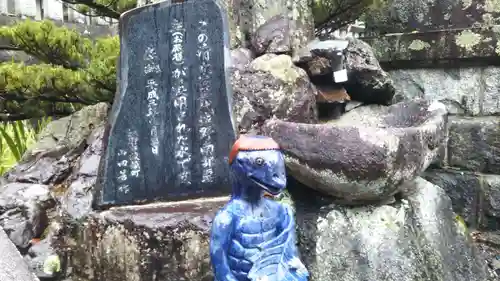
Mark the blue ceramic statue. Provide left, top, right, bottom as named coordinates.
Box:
left=210, top=135, right=309, bottom=281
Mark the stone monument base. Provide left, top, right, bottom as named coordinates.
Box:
left=59, top=178, right=494, bottom=281
left=62, top=197, right=227, bottom=281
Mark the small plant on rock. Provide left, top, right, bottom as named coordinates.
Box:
left=0, top=118, right=51, bottom=175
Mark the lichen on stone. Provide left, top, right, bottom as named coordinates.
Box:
left=461, top=0, right=473, bottom=9
left=483, top=37, right=493, bottom=43
left=455, top=30, right=482, bottom=52
left=492, top=25, right=500, bottom=34
left=484, top=0, right=500, bottom=13
left=454, top=214, right=468, bottom=236
left=250, top=54, right=303, bottom=83
left=98, top=224, right=141, bottom=281
left=408, top=39, right=431, bottom=51
left=482, top=13, right=498, bottom=26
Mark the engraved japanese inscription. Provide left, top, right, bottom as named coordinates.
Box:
left=93, top=0, right=235, bottom=208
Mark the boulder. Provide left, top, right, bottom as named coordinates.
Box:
left=60, top=198, right=227, bottom=281
left=294, top=38, right=395, bottom=105
left=0, top=104, right=109, bottom=279
left=60, top=125, right=105, bottom=221
left=293, top=38, right=349, bottom=78
left=0, top=183, right=55, bottom=250
left=262, top=99, right=447, bottom=204
left=343, top=38, right=395, bottom=105
left=251, top=14, right=291, bottom=55
left=0, top=227, right=40, bottom=281
left=230, top=48, right=255, bottom=70
left=4, top=102, right=109, bottom=184
left=294, top=177, right=493, bottom=281
left=231, top=54, right=318, bottom=134
left=225, top=0, right=313, bottom=53
left=25, top=237, right=61, bottom=279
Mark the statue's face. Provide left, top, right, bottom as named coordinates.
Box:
left=232, top=149, right=287, bottom=195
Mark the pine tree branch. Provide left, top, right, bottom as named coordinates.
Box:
left=0, top=109, right=74, bottom=121
left=61, top=0, right=121, bottom=19
left=0, top=91, right=94, bottom=105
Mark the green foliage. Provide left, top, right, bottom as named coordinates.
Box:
left=0, top=20, right=118, bottom=121
left=0, top=20, right=92, bottom=68
left=86, top=36, right=120, bottom=93
left=74, top=0, right=137, bottom=18
left=0, top=0, right=369, bottom=121
left=0, top=118, right=50, bottom=175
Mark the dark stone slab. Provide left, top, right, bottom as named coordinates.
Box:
left=448, top=116, right=500, bottom=174
left=423, top=168, right=500, bottom=231
left=361, top=28, right=500, bottom=69
left=423, top=169, right=481, bottom=228
left=481, top=175, right=500, bottom=231
left=363, top=0, right=500, bottom=35
left=94, top=0, right=236, bottom=208
left=360, top=0, right=500, bottom=67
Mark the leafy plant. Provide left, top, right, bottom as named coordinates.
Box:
left=0, top=117, right=51, bottom=175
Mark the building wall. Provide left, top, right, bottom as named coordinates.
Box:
left=0, top=0, right=115, bottom=25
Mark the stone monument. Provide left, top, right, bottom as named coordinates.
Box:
left=93, top=0, right=236, bottom=208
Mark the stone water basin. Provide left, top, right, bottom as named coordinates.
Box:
left=262, top=99, right=448, bottom=204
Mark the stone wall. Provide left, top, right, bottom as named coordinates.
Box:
left=360, top=0, right=500, bottom=269
left=388, top=67, right=500, bottom=233
left=362, top=0, right=500, bottom=235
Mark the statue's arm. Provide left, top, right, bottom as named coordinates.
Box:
left=210, top=209, right=238, bottom=281
left=278, top=203, right=309, bottom=279
left=279, top=204, right=299, bottom=254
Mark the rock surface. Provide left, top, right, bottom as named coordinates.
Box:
left=390, top=67, right=500, bottom=115
left=230, top=48, right=254, bottom=70
left=224, top=0, right=313, bottom=52
left=295, top=177, right=493, bottom=281
left=59, top=177, right=496, bottom=281
left=343, top=38, right=395, bottom=105
left=251, top=14, right=291, bottom=55
left=60, top=125, right=105, bottom=220
left=61, top=198, right=227, bottom=281
left=3, top=103, right=109, bottom=185
left=262, top=99, right=447, bottom=204
left=362, top=0, right=500, bottom=34
left=0, top=103, right=109, bottom=280
left=294, top=38, right=395, bottom=105
left=231, top=54, right=318, bottom=134
left=447, top=116, right=500, bottom=174
left=0, top=227, right=40, bottom=281
left=424, top=169, right=500, bottom=231
left=0, top=183, right=55, bottom=250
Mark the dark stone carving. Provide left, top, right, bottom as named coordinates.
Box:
left=93, top=0, right=236, bottom=208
